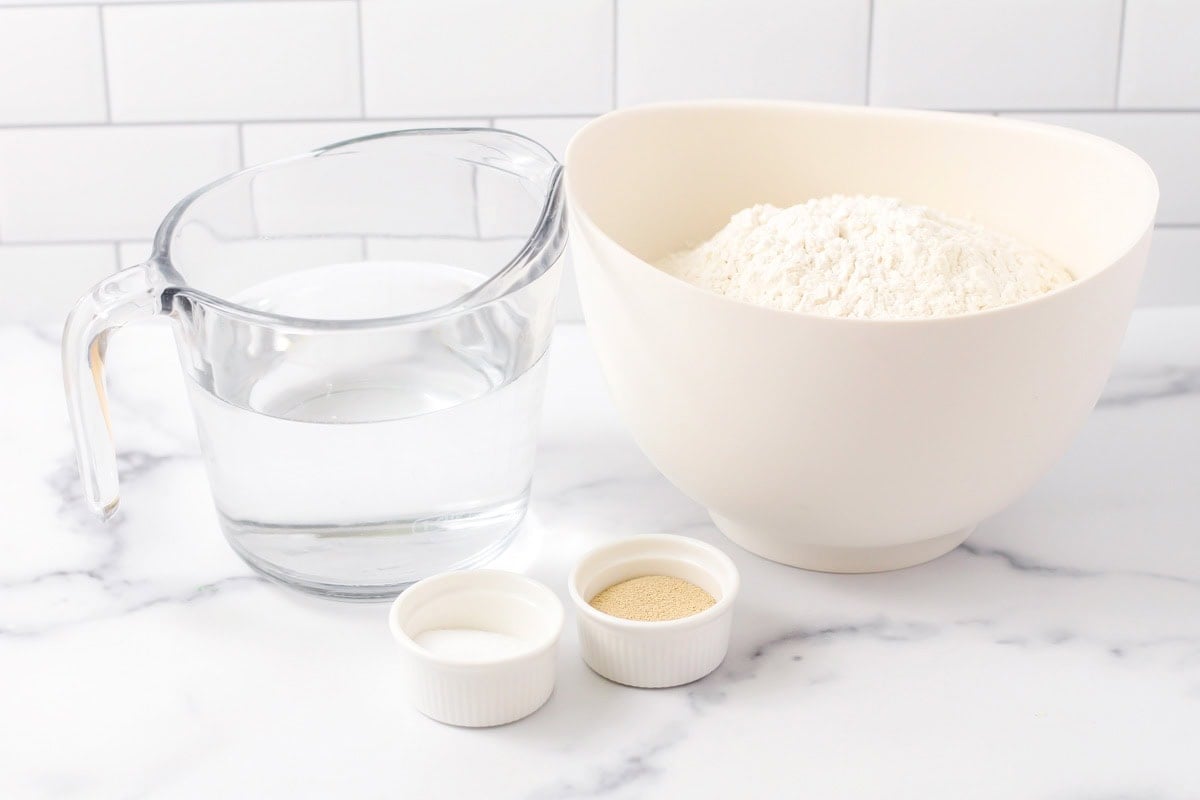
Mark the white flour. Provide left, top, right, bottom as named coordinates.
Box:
left=658, top=195, right=1074, bottom=320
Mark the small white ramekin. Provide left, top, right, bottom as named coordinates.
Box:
left=388, top=569, right=564, bottom=727
left=568, top=534, right=740, bottom=688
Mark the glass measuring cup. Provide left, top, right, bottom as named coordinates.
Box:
left=63, top=129, right=565, bottom=600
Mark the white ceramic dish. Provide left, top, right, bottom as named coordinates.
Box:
left=565, top=100, right=1159, bottom=573
left=568, top=534, right=739, bottom=688
left=388, top=569, right=563, bottom=727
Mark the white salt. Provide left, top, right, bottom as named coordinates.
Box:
left=413, top=628, right=526, bottom=661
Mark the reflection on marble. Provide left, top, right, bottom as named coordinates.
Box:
left=1, top=310, right=1198, bottom=798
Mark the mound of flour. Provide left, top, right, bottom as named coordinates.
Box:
left=658, top=195, right=1073, bottom=319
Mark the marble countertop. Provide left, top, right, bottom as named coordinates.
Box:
left=2, top=309, right=1198, bottom=799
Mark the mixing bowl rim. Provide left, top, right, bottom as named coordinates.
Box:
left=564, top=99, right=1160, bottom=327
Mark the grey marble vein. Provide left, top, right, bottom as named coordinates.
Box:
left=525, top=617, right=944, bottom=800
left=21, top=322, right=61, bottom=347
left=1, top=448, right=261, bottom=637
left=957, top=542, right=1200, bottom=588
left=0, top=575, right=263, bottom=638
left=1097, top=364, right=1200, bottom=409
left=4, top=314, right=1199, bottom=797
left=526, top=725, right=687, bottom=800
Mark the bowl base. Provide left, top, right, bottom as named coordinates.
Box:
left=710, top=514, right=974, bottom=573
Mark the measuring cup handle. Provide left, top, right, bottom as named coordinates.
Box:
left=62, top=262, right=170, bottom=519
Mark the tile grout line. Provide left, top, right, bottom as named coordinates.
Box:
left=0, top=233, right=541, bottom=249
left=957, top=107, right=1198, bottom=114
left=1, top=109, right=1196, bottom=136
left=0, top=222, right=1194, bottom=259
left=611, top=0, right=619, bottom=108
left=0, top=113, right=615, bottom=132
left=97, top=5, right=113, bottom=123
left=111, top=241, right=122, bottom=271
left=354, top=0, right=367, bottom=118
left=2, top=239, right=128, bottom=247
left=235, top=122, right=245, bottom=167
left=864, top=0, right=875, bottom=105
left=1114, top=0, right=1129, bottom=108
left=471, top=165, right=482, bottom=238
left=101, top=0, right=343, bottom=6
left=5, top=223, right=1199, bottom=252
left=14, top=223, right=1200, bottom=251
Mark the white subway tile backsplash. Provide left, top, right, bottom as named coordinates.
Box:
left=0, top=244, right=115, bottom=322
left=117, top=241, right=154, bottom=269
left=0, top=126, right=239, bottom=241
left=1120, top=0, right=1200, bottom=108
left=366, top=236, right=522, bottom=275
left=1140, top=227, right=1200, bottom=306
left=241, top=119, right=487, bottom=165
left=1007, top=113, right=1200, bottom=225
left=555, top=254, right=583, bottom=322
left=103, top=2, right=361, bottom=122
left=366, top=237, right=581, bottom=321
left=0, top=7, right=106, bottom=124
left=618, top=0, right=869, bottom=105
left=124, top=236, right=364, bottom=274
left=361, top=0, right=613, bottom=117
left=170, top=237, right=369, bottom=294
left=241, top=122, right=490, bottom=239
left=492, top=117, right=594, bottom=162
left=871, top=0, right=1123, bottom=109
left=1, top=0, right=1199, bottom=318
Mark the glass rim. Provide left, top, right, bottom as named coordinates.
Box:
left=149, top=127, right=565, bottom=331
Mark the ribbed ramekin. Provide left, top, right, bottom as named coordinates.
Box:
left=389, top=570, right=563, bottom=727
left=568, top=534, right=740, bottom=688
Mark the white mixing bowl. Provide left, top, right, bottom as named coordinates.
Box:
left=565, top=100, right=1158, bottom=573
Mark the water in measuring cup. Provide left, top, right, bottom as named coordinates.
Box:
left=183, top=260, right=548, bottom=599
